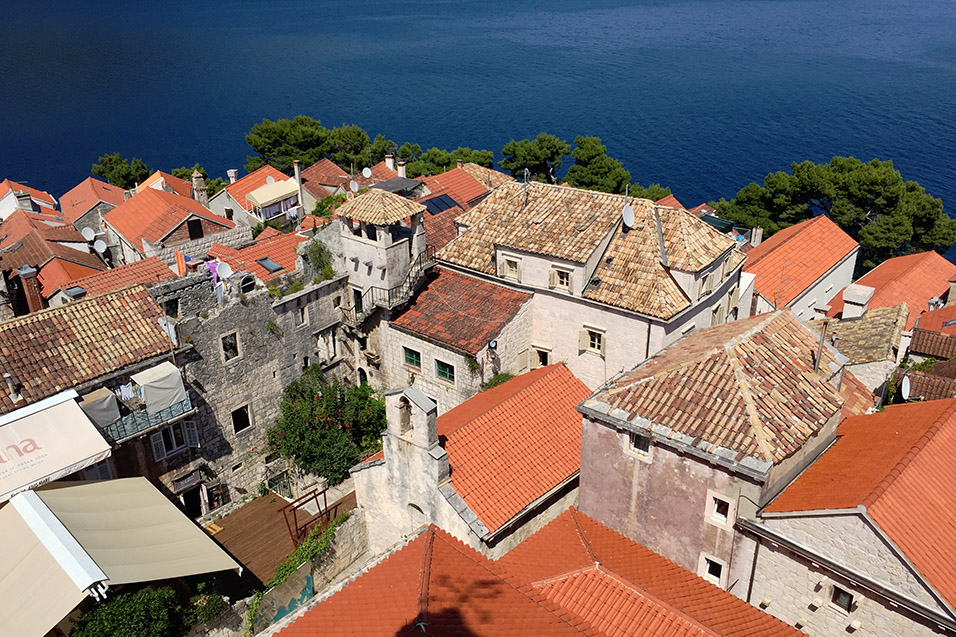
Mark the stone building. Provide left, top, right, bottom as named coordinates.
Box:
left=58, top=176, right=128, bottom=241
left=577, top=311, right=875, bottom=596
left=741, top=399, right=956, bottom=636
left=207, top=164, right=302, bottom=227
left=352, top=364, right=590, bottom=558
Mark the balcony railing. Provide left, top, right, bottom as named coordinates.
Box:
left=101, top=395, right=194, bottom=445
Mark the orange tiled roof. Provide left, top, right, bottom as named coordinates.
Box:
left=764, top=398, right=956, bottom=609
left=353, top=160, right=398, bottom=188
left=460, top=162, right=514, bottom=189
left=438, top=364, right=590, bottom=533
left=37, top=259, right=105, bottom=297
left=335, top=189, right=424, bottom=225
left=222, top=165, right=289, bottom=212
left=391, top=269, right=531, bottom=356
left=422, top=167, right=489, bottom=210
left=745, top=216, right=858, bottom=308
left=138, top=170, right=192, bottom=198
left=207, top=230, right=306, bottom=282
left=0, top=285, right=171, bottom=414
left=300, top=158, right=349, bottom=197
left=59, top=177, right=127, bottom=223
left=423, top=205, right=464, bottom=252
left=914, top=303, right=956, bottom=335
left=655, top=194, right=685, bottom=210
left=104, top=187, right=234, bottom=250
left=583, top=311, right=875, bottom=468
left=0, top=178, right=57, bottom=208
left=910, top=327, right=956, bottom=359
left=53, top=256, right=175, bottom=298
left=828, top=251, right=956, bottom=330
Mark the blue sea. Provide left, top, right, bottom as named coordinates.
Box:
left=2, top=0, right=955, bottom=224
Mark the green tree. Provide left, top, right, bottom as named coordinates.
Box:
left=629, top=182, right=672, bottom=201
left=245, top=116, right=330, bottom=173
left=713, top=157, right=956, bottom=269
left=564, top=136, right=631, bottom=194
left=327, top=124, right=372, bottom=172
left=405, top=146, right=495, bottom=178
left=500, top=133, right=570, bottom=183
left=369, top=134, right=396, bottom=165
left=91, top=152, right=150, bottom=189
left=73, top=587, right=184, bottom=637
left=397, top=142, right=422, bottom=162
left=171, top=163, right=227, bottom=198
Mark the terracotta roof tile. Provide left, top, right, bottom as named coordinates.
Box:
left=440, top=364, right=590, bottom=533
left=422, top=168, right=489, bottom=210
left=300, top=158, right=349, bottom=193
left=459, top=163, right=514, bottom=189
left=59, top=177, right=127, bottom=223
left=335, top=189, right=425, bottom=225
left=584, top=311, right=875, bottom=466
left=828, top=251, right=956, bottom=330
left=37, top=259, right=106, bottom=297
left=391, top=269, right=530, bottom=355
left=0, top=178, right=57, bottom=208
left=0, top=285, right=171, bottom=414
left=910, top=328, right=956, bottom=359
left=764, top=398, right=956, bottom=609
left=221, top=165, right=290, bottom=212
left=744, top=216, right=858, bottom=307
left=104, top=187, right=234, bottom=250
left=423, top=206, right=463, bottom=252
left=896, top=370, right=956, bottom=401
left=53, top=256, right=175, bottom=298
left=137, top=170, right=192, bottom=198
left=655, top=194, right=685, bottom=210
left=914, top=303, right=956, bottom=335
left=809, top=304, right=908, bottom=365
left=207, top=231, right=306, bottom=282
left=354, top=161, right=398, bottom=188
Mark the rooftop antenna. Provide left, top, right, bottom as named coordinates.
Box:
left=81, top=227, right=96, bottom=241
left=653, top=206, right=668, bottom=267
left=522, top=168, right=531, bottom=209
left=92, top=239, right=107, bottom=254
left=362, top=167, right=372, bottom=180
left=266, top=175, right=275, bottom=184
left=622, top=185, right=634, bottom=230
left=349, top=180, right=359, bottom=193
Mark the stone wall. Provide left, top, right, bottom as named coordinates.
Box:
left=146, top=223, right=254, bottom=265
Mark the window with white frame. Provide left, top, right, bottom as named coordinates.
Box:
left=232, top=405, right=252, bottom=435
left=628, top=431, right=651, bottom=457
left=550, top=268, right=572, bottom=292
left=404, top=346, right=422, bottom=370
left=580, top=327, right=605, bottom=356
left=83, top=459, right=113, bottom=481
left=697, top=553, right=726, bottom=587
left=150, top=420, right=199, bottom=462
left=706, top=490, right=735, bottom=530
left=502, top=257, right=520, bottom=281
left=532, top=347, right=551, bottom=369
left=436, top=359, right=455, bottom=384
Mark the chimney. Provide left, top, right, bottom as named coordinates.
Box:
left=841, top=284, right=875, bottom=319
left=456, top=159, right=463, bottom=169
left=384, top=154, right=395, bottom=172
left=293, top=160, right=305, bottom=212
left=191, top=170, right=208, bottom=207
left=17, top=265, right=44, bottom=313
left=227, top=169, right=238, bottom=184
left=750, top=226, right=763, bottom=247
left=397, top=161, right=406, bottom=179
left=13, top=191, right=34, bottom=212
left=3, top=373, right=21, bottom=404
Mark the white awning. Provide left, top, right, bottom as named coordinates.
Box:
left=0, top=391, right=111, bottom=503
left=246, top=179, right=298, bottom=207
left=130, top=361, right=187, bottom=416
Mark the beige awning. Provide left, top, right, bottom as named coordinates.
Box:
left=246, top=179, right=298, bottom=207
left=130, top=361, right=187, bottom=416
left=0, top=391, right=111, bottom=503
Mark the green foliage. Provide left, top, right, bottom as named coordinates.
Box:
left=397, top=141, right=422, bottom=162
left=500, top=133, right=570, bottom=183
left=91, top=152, right=151, bottom=189
left=268, top=366, right=385, bottom=484
left=320, top=264, right=335, bottom=281
left=900, top=356, right=938, bottom=372
left=405, top=146, right=495, bottom=178
left=267, top=321, right=280, bottom=336
left=251, top=219, right=283, bottom=238
left=314, top=193, right=346, bottom=216
left=267, top=285, right=281, bottom=298
left=465, top=355, right=481, bottom=376
left=184, top=579, right=225, bottom=626
left=303, top=240, right=333, bottom=273
left=564, top=136, right=631, bottom=194
left=73, top=586, right=184, bottom=637
left=482, top=372, right=514, bottom=391
left=327, top=124, right=372, bottom=171
left=287, top=281, right=304, bottom=295
left=629, top=182, right=672, bottom=201
left=245, top=115, right=330, bottom=173
left=171, top=163, right=227, bottom=198
left=713, top=157, right=956, bottom=270
left=369, top=134, right=397, bottom=165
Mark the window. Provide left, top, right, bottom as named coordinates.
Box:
left=333, top=295, right=341, bottom=308
left=713, top=497, right=729, bottom=522
left=295, top=305, right=308, bottom=327
left=831, top=586, right=854, bottom=612
left=436, top=360, right=455, bottom=383
left=502, top=257, right=520, bottom=280
left=399, top=397, right=412, bottom=434
left=221, top=331, right=240, bottom=362
left=580, top=328, right=605, bottom=355
left=533, top=348, right=550, bottom=369
left=550, top=268, right=572, bottom=291
left=257, top=257, right=283, bottom=274
left=704, top=558, right=723, bottom=585
left=239, top=275, right=255, bottom=293
left=231, top=405, right=252, bottom=435
left=701, top=272, right=715, bottom=297
left=404, top=347, right=422, bottom=370
left=711, top=303, right=725, bottom=327
left=629, top=431, right=650, bottom=456
left=224, top=207, right=234, bottom=221
left=353, top=288, right=364, bottom=314
left=83, top=459, right=113, bottom=481
left=187, top=218, right=204, bottom=240
left=164, top=297, right=179, bottom=318
left=149, top=421, right=199, bottom=461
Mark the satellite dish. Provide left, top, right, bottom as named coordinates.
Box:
left=81, top=227, right=96, bottom=241
left=218, top=262, right=233, bottom=279
left=266, top=175, right=275, bottom=184
left=362, top=167, right=372, bottom=179
left=349, top=180, right=359, bottom=193
left=92, top=240, right=107, bottom=253
left=901, top=375, right=911, bottom=401
left=622, top=205, right=635, bottom=229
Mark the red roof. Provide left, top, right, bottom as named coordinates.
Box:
left=55, top=256, right=175, bottom=298
left=745, top=216, right=858, bottom=307
left=422, top=168, right=489, bottom=210
left=391, top=268, right=531, bottom=355
left=138, top=170, right=192, bottom=198
left=207, top=230, right=306, bottom=282
left=688, top=203, right=714, bottom=218
left=0, top=178, right=57, bottom=208
left=300, top=158, right=349, bottom=197
left=222, top=165, right=290, bottom=212
left=655, top=194, right=685, bottom=210
left=765, top=398, right=956, bottom=609
left=440, top=364, right=590, bottom=533
left=914, top=303, right=956, bottom=335
left=280, top=509, right=799, bottom=636
left=828, top=251, right=956, bottom=330
left=423, top=205, right=464, bottom=252
left=59, top=177, right=127, bottom=223
left=354, top=161, right=398, bottom=188
left=104, top=187, right=234, bottom=250
left=37, top=259, right=105, bottom=297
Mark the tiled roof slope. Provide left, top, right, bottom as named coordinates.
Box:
left=354, top=160, right=398, bottom=188
left=37, top=259, right=105, bottom=297
left=55, top=257, right=175, bottom=298
left=0, top=179, right=57, bottom=207
left=222, top=165, right=289, bottom=212
left=582, top=311, right=875, bottom=467
left=764, top=398, right=956, bottom=610
left=500, top=509, right=800, bottom=637
left=301, top=158, right=349, bottom=189
left=0, top=285, right=171, bottom=414
left=438, top=182, right=740, bottom=319
left=138, top=170, right=192, bottom=198
left=422, top=168, right=489, bottom=210
left=278, top=525, right=588, bottom=636
left=207, top=230, right=306, bottom=282
left=423, top=205, right=463, bottom=251
left=104, top=187, right=234, bottom=250
left=745, top=216, right=858, bottom=307
left=59, top=177, right=127, bottom=222
left=915, top=303, right=956, bottom=335
left=391, top=269, right=531, bottom=355
left=809, top=303, right=908, bottom=365
left=897, top=370, right=956, bottom=401
left=460, top=162, right=514, bottom=189
left=655, top=194, right=685, bottom=210
left=910, top=328, right=956, bottom=359
left=441, top=364, right=590, bottom=533
left=335, top=188, right=425, bottom=225
left=828, top=251, right=956, bottom=330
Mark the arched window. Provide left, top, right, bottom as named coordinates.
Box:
left=358, top=368, right=368, bottom=385
left=399, top=396, right=412, bottom=434
left=239, top=275, right=255, bottom=293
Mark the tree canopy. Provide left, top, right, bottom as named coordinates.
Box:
left=245, top=116, right=331, bottom=173
left=171, top=163, right=227, bottom=198
left=91, top=152, right=150, bottom=189
left=500, top=133, right=570, bottom=183
left=565, top=136, right=631, bottom=194
left=713, top=157, right=956, bottom=269
left=404, top=146, right=494, bottom=178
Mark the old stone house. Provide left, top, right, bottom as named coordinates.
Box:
left=352, top=364, right=590, bottom=558
left=577, top=311, right=875, bottom=596
left=743, top=399, right=956, bottom=636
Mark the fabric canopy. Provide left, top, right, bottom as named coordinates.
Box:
left=246, top=179, right=297, bottom=207
left=130, top=361, right=187, bottom=416
left=79, top=387, right=120, bottom=428
left=0, top=392, right=111, bottom=503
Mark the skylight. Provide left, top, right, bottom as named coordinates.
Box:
left=256, top=257, right=282, bottom=273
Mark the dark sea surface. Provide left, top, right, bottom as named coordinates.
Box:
left=2, top=0, right=955, bottom=226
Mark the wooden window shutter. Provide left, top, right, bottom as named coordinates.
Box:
left=518, top=349, right=529, bottom=371
left=184, top=420, right=200, bottom=448
left=599, top=333, right=606, bottom=355
left=549, top=269, right=556, bottom=288
left=579, top=330, right=589, bottom=351
left=150, top=432, right=166, bottom=462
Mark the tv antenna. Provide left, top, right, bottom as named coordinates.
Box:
left=349, top=180, right=359, bottom=193
left=622, top=184, right=634, bottom=229
left=266, top=175, right=275, bottom=184
left=81, top=227, right=96, bottom=241
left=92, top=239, right=107, bottom=254
left=362, top=167, right=372, bottom=180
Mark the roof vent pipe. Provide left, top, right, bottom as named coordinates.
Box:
left=4, top=372, right=21, bottom=403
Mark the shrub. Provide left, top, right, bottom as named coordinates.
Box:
left=73, top=586, right=184, bottom=637
left=482, top=372, right=514, bottom=391
left=313, top=194, right=346, bottom=217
